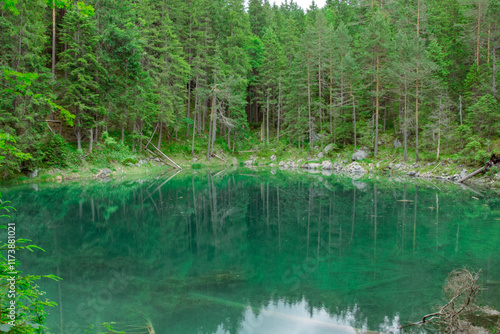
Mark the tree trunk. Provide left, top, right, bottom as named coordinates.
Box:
left=415, top=74, right=419, bottom=162
left=374, top=54, right=380, bottom=157
left=277, top=78, right=281, bottom=142
left=89, top=128, right=93, bottom=153
left=187, top=80, right=191, bottom=137
left=351, top=81, right=356, bottom=151
left=207, top=93, right=216, bottom=161
left=191, top=111, right=196, bottom=155
left=404, top=76, right=408, bottom=161
left=307, top=62, right=312, bottom=151
left=158, top=121, right=162, bottom=149
left=266, top=95, right=269, bottom=145
left=477, top=3, right=481, bottom=67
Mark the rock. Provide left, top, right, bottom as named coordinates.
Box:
left=407, top=171, right=417, bottom=177
left=56, top=175, right=63, bottom=182
left=388, top=163, right=393, bottom=169
left=29, top=169, right=39, bottom=178
left=344, top=162, right=367, bottom=175
left=192, top=158, right=198, bottom=162
left=270, top=154, right=277, bottom=162
left=394, top=139, right=402, bottom=148
left=353, top=180, right=368, bottom=191
left=101, top=168, right=112, bottom=175
left=304, top=163, right=322, bottom=170
left=324, top=144, right=335, bottom=154
left=154, top=157, right=161, bottom=162
left=311, top=131, right=321, bottom=143
left=321, top=170, right=332, bottom=176
left=378, top=141, right=382, bottom=146
left=270, top=169, right=277, bottom=175
left=317, top=152, right=324, bottom=159
left=232, top=157, right=237, bottom=164
left=279, top=161, right=286, bottom=166
left=460, top=169, right=468, bottom=179
left=322, top=161, right=333, bottom=170
left=352, top=149, right=368, bottom=161
left=394, top=163, right=402, bottom=170
left=376, top=163, right=380, bottom=168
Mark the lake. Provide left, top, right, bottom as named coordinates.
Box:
left=4, top=169, right=500, bottom=333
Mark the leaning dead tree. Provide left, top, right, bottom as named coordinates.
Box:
left=457, top=154, right=500, bottom=183
left=401, top=269, right=482, bottom=333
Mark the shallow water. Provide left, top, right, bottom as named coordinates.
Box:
left=4, top=169, right=500, bottom=333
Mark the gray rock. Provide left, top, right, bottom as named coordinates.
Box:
left=353, top=180, right=368, bottom=191
left=244, top=160, right=254, bottom=167
left=394, top=139, right=402, bottom=148
left=324, top=144, right=335, bottom=154
left=352, top=149, right=368, bottom=161
left=378, top=141, right=382, bottom=146
left=270, top=154, right=277, bottom=162
left=460, top=169, right=468, bottom=179
left=321, top=170, right=332, bottom=176
left=279, top=161, right=286, bottom=166
left=407, top=171, right=417, bottom=177
left=311, top=131, right=321, bottom=143
left=376, top=163, right=380, bottom=168
left=317, top=152, right=324, bottom=159
left=321, top=161, right=333, bottom=170
left=388, top=163, right=394, bottom=169
left=29, top=169, right=39, bottom=178
left=394, top=163, right=402, bottom=170
left=304, top=163, right=322, bottom=170
left=344, top=162, right=367, bottom=174
left=192, top=158, right=198, bottom=162
left=101, top=168, right=112, bottom=175
left=270, top=169, right=277, bottom=175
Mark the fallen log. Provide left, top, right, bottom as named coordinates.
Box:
left=211, top=153, right=227, bottom=163
left=457, top=153, right=500, bottom=183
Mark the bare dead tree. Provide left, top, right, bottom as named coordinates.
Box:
left=401, top=269, right=482, bottom=333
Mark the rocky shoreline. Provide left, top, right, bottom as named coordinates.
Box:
left=242, top=147, right=498, bottom=189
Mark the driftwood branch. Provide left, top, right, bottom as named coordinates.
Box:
left=457, top=154, right=500, bottom=183
left=400, top=269, right=482, bottom=332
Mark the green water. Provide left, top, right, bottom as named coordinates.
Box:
left=3, top=169, right=500, bottom=333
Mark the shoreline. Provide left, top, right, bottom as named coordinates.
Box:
left=5, top=151, right=500, bottom=191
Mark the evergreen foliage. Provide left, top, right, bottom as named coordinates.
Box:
left=1, top=0, right=500, bottom=175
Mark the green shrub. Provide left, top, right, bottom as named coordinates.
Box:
left=38, top=133, right=71, bottom=168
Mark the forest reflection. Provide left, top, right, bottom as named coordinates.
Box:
left=6, top=169, right=500, bottom=333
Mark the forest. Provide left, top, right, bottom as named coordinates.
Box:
left=1, top=0, right=500, bottom=176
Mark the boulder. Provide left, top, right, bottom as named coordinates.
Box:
left=304, top=163, right=322, bottom=170
left=323, top=144, right=335, bottom=154
left=352, top=180, right=368, bottom=191
left=394, top=139, right=402, bottom=148
left=344, top=162, right=367, bottom=174
left=317, top=152, right=324, bottom=159
left=321, top=161, right=333, bottom=170
left=29, top=169, right=39, bottom=178
left=352, top=149, right=368, bottom=161
left=407, top=171, right=417, bottom=177
left=460, top=169, right=468, bottom=179
left=270, top=154, right=277, bottom=162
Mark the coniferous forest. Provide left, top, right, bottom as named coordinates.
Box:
left=1, top=0, right=500, bottom=176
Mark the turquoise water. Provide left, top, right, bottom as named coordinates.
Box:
left=3, top=169, right=500, bottom=333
